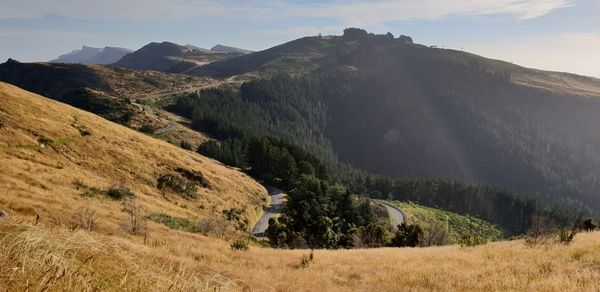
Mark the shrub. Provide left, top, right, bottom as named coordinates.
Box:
left=0, top=118, right=4, bottom=128
left=558, top=228, right=577, bottom=244
left=296, top=250, right=314, bottom=269
left=107, top=186, right=134, bottom=200
left=138, top=124, right=156, bottom=134
left=197, top=217, right=228, bottom=237
left=361, top=222, right=392, bottom=247
left=157, top=173, right=199, bottom=199
left=146, top=213, right=197, bottom=233
left=223, top=208, right=244, bottom=222
left=223, top=208, right=249, bottom=231
left=77, top=127, right=91, bottom=136
left=37, top=136, right=53, bottom=147
left=122, top=197, right=144, bottom=235
left=390, top=223, right=423, bottom=247
left=74, top=207, right=97, bottom=231
left=180, top=140, right=193, bottom=150
left=459, top=235, right=488, bottom=247
left=576, top=218, right=597, bottom=231
left=230, top=239, right=249, bottom=251
left=299, top=255, right=311, bottom=268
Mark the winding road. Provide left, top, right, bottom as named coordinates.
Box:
left=376, top=201, right=405, bottom=230
left=251, top=186, right=286, bottom=237
left=154, top=121, right=177, bottom=134
left=250, top=193, right=406, bottom=237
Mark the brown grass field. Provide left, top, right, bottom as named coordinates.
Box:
left=1, top=82, right=600, bottom=291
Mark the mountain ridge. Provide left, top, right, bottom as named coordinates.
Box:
left=172, top=28, right=600, bottom=212
left=50, top=46, right=132, bottom=65
left=112, top=41, right=252, bottom=73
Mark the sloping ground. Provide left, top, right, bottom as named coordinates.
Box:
left=413, top=49, right=600, bottom=97
left=112, top=41, right=244, bottom=75
left=0, top=60, right=216, bottom=148
left=0, top=82, right=267, bottom=234
left=0, top=82, right=599, bottom=291
left=1, top=218, right=599, bottom=291
left=391, top=201, right=502, bottom=244
left=88, top=64, right=217, bottom=100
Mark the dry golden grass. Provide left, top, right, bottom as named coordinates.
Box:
left=1, top=217, right=599, bottom=291
left=1, top=82, right=599, bottom=291
left=0, top=82, right=267, bottom=235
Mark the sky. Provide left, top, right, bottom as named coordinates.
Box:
left=1, top=0, right=600, bottom=77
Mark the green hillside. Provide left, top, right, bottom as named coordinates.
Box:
left=388, top=201, right=503, bottom=245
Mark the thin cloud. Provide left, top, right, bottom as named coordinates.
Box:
left=0, top=0, right=572, bottom=24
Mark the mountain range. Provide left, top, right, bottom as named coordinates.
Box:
left=50, top=43, right=252, bottom=69
left=4, top=28, right=600, bottom=214
left=112, top=41, right=251, bottom=73
left=176, top=28, right=600, bottom=212
left=50, top=46, right=132, bottom=65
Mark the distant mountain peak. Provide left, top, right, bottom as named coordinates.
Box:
left=185, top=44, right=210, bottom=52
left=50, top=45, right=131, bottom=65
left=210, top=44, right=252, bottom=54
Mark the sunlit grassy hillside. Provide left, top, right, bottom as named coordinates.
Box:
left=0, top=82, right=267, bottom=235
left=2, top=217, right=599, bottom=291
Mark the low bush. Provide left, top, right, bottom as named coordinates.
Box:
left=37, top=136, right=53, bottom=147
left=180, top=140, right=193, bottom=150
left=296, top=250, right=314, bottom=269
left=122, top=197, right=144, bottom=235
left=576, top=218, right=598, bottom=232
left=230, top=239, right=249, bottom=251
left=138, top=124, right=156, bottom=134
left=558, top=228, right=577, bottom=244
left=77, top=127, right=91, bottom=136
left=147, top=213, right=197, bottom=233
left=390, top=223, right=423, bottom=247
left=107, top=186, right=134, bottom=200
left=74, top=207, right=97, bottom=231
left=157, top=173, right=198, bottom=199
left=459, top=235, right=488, bottom=247
left=197, top=217, right=228, bottom=237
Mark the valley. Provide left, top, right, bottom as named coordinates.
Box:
left=1, top=81, right=598, bottom=290
left=1, top=25, right=600, bottom=291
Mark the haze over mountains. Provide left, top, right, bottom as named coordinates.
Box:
left=50, top=46, right=132, bottom=65
left=50, top=42, right=252, bottom=69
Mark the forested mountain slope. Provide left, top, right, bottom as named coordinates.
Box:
left=180, top=29, right=600, bottom=212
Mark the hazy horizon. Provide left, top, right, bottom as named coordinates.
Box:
left=1, top=0, right=600, bottom=78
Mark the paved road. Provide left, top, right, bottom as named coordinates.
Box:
left=251, top=187, right=286, bottom=237
left=377, top=201, right=405, bottom=230
left=227, top=75, right=239, bottom=83
left=154, top=121, right=177, bottom=134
